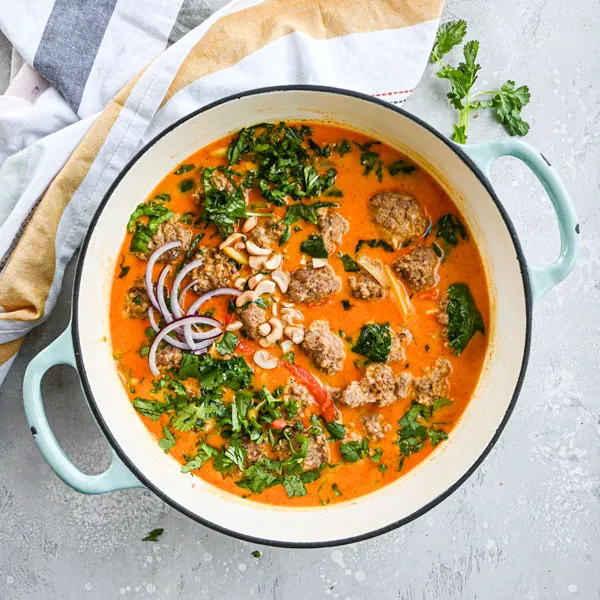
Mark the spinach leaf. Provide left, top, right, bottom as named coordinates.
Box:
left=436, top=214, right=467, bottom=246
left=340, top=438, right=370, bottom=462
left=179, top=178, right=195, bottom=193
left=339, top=253, right=360, bottom=272
left=118, top=255, right=129, bottom=278
left=300, top=235, right=328, bottom=258
left=445, top=283, right=484, bottom=355
left=216, top=332, right=238, bottom=355
left=200, top=167, right=247, bottom=237
left=174, top=164, right=195, bottom=175
left=341, top=300, right=353, bottom=311
left=388, top=159, right=416, bottom=175
left=283, top=201, right=339, bottom=225
left=355, top=239, right=395, bottom=253
left=154, top=192, right=171, bottom=202
left=334, top=140, right=352, bottom=155
left=127, top=201, right=173, bottom=254
left=352, top=323, right=392, bottom=362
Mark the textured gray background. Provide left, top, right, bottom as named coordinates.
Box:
left=1, top=0, right=599, bottom=598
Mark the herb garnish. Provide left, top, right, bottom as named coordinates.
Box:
left=179, top=178, right=195, bottom=193
left=436, top=214, right=466, bottom=247
left=388, top=160, right=416, bottom=176
left=355, top=239, right=395, bottom=253
left=430, top=20, right=530, bottom=143
left=340, top=438, right=370, bottom=462
left=127, top=201, right=173, bottom=254
left=174, top=164, right=195, bottom=175
left=283, top=202, right=339, bottom=226
left=339, top=253, right=360, bottom=272
left=158, top=427, right=176, bottom=453
left=143, top=528, right=164, bottom=542
left=118, top=255, right=130, bottom=278
left=300, top=235, right=328, bottom=258
left=444, top=283, right=484, bottom=355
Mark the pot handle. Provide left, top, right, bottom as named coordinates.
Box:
left=462, top=139, right=580, bottom=302
left=23, top=325, right=143, bottom=494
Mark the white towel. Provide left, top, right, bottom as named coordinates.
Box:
left=0, top=0, right=445, bottom=384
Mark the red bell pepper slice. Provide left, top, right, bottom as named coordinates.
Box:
left=280, top=362, right=335, bottom=422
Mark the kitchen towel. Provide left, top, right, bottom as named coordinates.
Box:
left=0, top=0, right=445, bottom=385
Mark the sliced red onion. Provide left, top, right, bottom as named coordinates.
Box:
left=183, top=316, right=223, bottom=350
left=148, top=316, right=222, bottom=376
left=156, top=265, right=173, bottom=323
left=178, top=278, right=200, bottom=308
left=144, top=241, right=181, bottom=310
left=170, top=258, right=206, bottom=319
left=148, top=307, right=191, bottom=350
left=148, top=306, right=160, bottom=333
left=186, top=287, right=242, bottom=317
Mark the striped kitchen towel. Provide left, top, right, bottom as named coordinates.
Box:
left=0, top=0, right=445, bottom=385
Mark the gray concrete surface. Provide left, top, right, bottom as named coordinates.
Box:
left=1, top=0, right=599, bottom=598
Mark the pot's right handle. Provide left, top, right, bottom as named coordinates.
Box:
left=462, top=139, right=580, bottom=302
left=23, top=325, right=143, bottom=494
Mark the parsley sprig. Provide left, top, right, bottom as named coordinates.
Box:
left=430, top=20, right=530, bottom=143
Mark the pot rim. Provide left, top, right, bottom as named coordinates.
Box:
left=72, top=84, right=533, bottom=548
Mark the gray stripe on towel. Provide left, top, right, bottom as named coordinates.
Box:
left=33, top=0, right=119, bottom=111
left=168, top=0, right=213, bottom=46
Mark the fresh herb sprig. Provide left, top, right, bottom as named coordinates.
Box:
left=430, top=20, right=530, bottom=143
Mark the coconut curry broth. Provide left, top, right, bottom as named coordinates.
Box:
left=110, top=122, right=489, bottom=507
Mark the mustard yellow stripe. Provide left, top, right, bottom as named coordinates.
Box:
left=165, top=0, right=443, bottom=105
left=0, top=337, right=23, bottom=367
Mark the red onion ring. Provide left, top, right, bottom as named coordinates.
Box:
left=170, top=258, right=206, bottom=319
left=178, top=278, right=200, bottom=308
left=148, top=316, right=222, bottom=376
left=144, top=241, right=181, bottom=310
left=156, top=265, right=173, bottom=323
left=148, top=306, right=160, bottom=333
left=186, top=287, right=242, bottom=316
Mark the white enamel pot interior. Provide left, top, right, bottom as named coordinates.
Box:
left=74, top=86, right=531, bottom=547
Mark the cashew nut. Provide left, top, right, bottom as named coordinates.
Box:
left=265, top=318, right=284, bottom=345
left=280, top=340, right=294, bottom=353
left=219, top=233, right=245, bottom=250
left=271, top=270, right=290, bottom=293
left=235, top=290, right=258, bottom=307
left=253, top=350, right=278, bottom=369
left=226, top=321, right=243, bottom=331
left=242, top=216, right=258, bottom=232
left=312, top=258, right=327, bottom=268
left=233, top=277, right=246, bottom=291
left=254, top=280, right=276, bottom=296
left=284, top=325, right=305, bottom=344
left=247, top=273, right=265, bottom=290
left=258, top=322, right=272, bottom=336
left=263, top=254, right=283, bottom=270
left=249, top=255, right=267, bottom=270
left=246, top=240, right=272, bottom=256
left=281, top=307, right=304, bottom=325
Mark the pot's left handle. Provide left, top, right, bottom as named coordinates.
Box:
left=23, top=325, right=143, bottom=494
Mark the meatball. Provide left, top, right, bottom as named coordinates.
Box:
left=414, top=359, right=451, bottom=406
left=248, top=219, right=287, bottom=248
left=361, top=413, right=385, bottom=440
left=138, top=216, right=192, bottom=263
left=392, top=245, right=439, bottom=291
left=437, top=291, right=449, bottom=326
left=242, top=438, right=266, bottom=467
left=235, top=303, right=268, bottom=341
left=388, top=328, right=412, bottom=362
left=124, top=278, right=150, bottom=318
left=368, top=191, right=429, bottom=248
left=317, top=208, right=349, bottom=253
left=275, top=433, right=330, bottom=471
left=155, top=345, right=183, bottom=371
left=282, top=378, right=313, bottom=408
left=340, top=364, right=397, bottom=408
left=348, top=271, right=385, bottom=300
left=191, top=247, right=238, bottom=294
left=301, top=320, right=346, bottom=375
left=287, top=264, right=342, bottom=304
left=395, top=371, right=412, bottom=399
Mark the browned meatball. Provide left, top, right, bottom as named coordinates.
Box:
left=414, top=359, right=451, bottom=406
left=368, top=192, right=429, bottom=248
left=348, top=271, right=385, bottom=300
left=392, top=245, right=439, bottom=291
left=287, top=264, right=342, bottom=303
left=395, top=372, right=412, bottom=399
left=235, top=303, right=268, bottom=341
left=124, top=278, right=150, bottom=318
left=192, top=169, right=235, bottom=206
left=340, top=364, right=396, bottom=407
left=437, top=291, right=449, bottom=326
left=191, top=247, right=238, bottom=294
left=301, top=320, right=346, bottom=375
left=242, top=438, right=266, bottom=467
left=361, top=413, right=385, bottom=440
left=388, top=328, right=412, bottom=362
left=275, top=432, right=330, bottom=471
left=155, top=345, right=183, bottom=371
left=317, top=209, right=349, bottom=253
left=248, top=219, right=287, bottom=248
left=137, top=216, right=192, bottom=264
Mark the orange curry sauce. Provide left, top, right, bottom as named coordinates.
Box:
left=110, top=123, right=489, bottom=507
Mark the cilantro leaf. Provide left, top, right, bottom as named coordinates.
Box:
left=133, top=398, right=168, bottom=421
left=158, top=427, right=176, bottom=453
left=236, top=463, right=279, bottom=494
left=181, top=443, right=218, bottom=473
left=430, top=19, right=467, bottom=61
left=283, top=474, right=307, bottom=498
left=216, top=332, right=238, bottom=355
left=489, top=80, right=531, bottom=136
left=340, top=438, right=370, bottom=462
left=142, top=528, right=164, bottom=542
